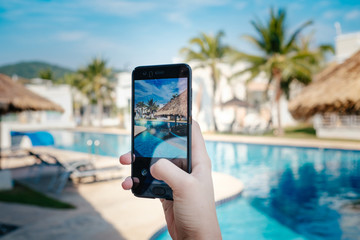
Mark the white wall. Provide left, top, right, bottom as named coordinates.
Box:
left=336, top=31, right=360, bottom=63
left=116, top=72, right=132, bottom=109
left=0, top=82, right=76, bottom=149
left=26, top=83, right=74, bottom=124
left=116, top=72, right=132, bottom=130
left=114, top=62, right=297, bottom=132
left=317, top=127, right=360, bottom=140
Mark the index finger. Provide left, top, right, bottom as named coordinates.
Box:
left=119, top=151, right=132, bottom=165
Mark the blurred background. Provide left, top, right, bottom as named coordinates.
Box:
left=0, top=0, right=360, bottom=240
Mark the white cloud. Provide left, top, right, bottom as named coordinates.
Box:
left=315, top=1, right=332, bottom=8
left=135, top=78, right=187, bottom=105
left=176, top=0, right=229, bottom=7
left=83, top=0, right=157, bottom=17
left=166, top=12, right=191, bottom=28
left=288, top=2, right=304, bottom=11
left=161, top=0, right=230, bottom=27
left=345, top=10, right=360, bottom=20
left=323, top=10, right=341, bottom=20
left=235, top=2, right=247, bottom=10
left=56, top=31, right=87, bottom=42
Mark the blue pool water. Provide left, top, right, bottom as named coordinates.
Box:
left=43, top=131, right=360, bottom=239
left=134, top=120, right=187, bottom=158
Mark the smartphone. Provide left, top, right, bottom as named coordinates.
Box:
left=131, top=63, right=192, bottom=200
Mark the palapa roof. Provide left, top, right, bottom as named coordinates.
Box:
left=154, top=89, right=187, bottom=117
left=288, top=50, right=360, bottom=119
left=0, top=73, right=64, bottom=115
left=221, top=97, right=252, bottom=108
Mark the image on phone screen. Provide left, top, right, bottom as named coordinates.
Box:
left=131, top=64, right=191, bottom=199
left=134, top=77, right=188, bottom=163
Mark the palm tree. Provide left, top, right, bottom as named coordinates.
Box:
left=232, top=8, right=333, bottom=135
left=38, top=68, right=54, bottom=80
left=60, top=73, right=88, bottom=124
left=171, top=94, right=179, bottom=101
left=136, top=101, right=146, bottom=118
left=77, top=58, right=114, bottom=125
left=146, top=99, right=158, bottom=118
left=180, top=31, right=230, bottom=131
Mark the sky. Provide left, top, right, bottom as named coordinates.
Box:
left=135, top=78, right=187, bottom=105
left=1, top=0, right=360, bottom=70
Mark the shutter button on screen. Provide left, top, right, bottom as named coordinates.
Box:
left=152, top=187, right=166, bottom=196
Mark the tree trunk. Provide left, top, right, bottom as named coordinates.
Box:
left=230, top=107, right=238, bottom=133
left=84, top=104, right=91, bottom=126
left=195, top=82, right=204, bottom=121
left=74, top=106, right=81, bottom=126
left=276, top=98, right=283, bottom=136
left=211, top=65, right=218, bottom=132
left=97, top=99, right=103, bottom=127
left=273, top=69, right=284, bottom=136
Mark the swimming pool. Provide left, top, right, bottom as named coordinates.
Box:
left=134, top=120, right=187, bottom=158
left=49, top=131, right=360, bottom=239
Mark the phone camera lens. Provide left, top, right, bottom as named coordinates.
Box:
left=141, top=169, right=148, bottom=176
left=148, top=71, right=153, bottom=77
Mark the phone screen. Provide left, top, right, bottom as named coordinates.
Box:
left=131, top=64, right=191, bottom=199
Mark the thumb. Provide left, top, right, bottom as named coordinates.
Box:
left=150, top=158, right=189, bottom=190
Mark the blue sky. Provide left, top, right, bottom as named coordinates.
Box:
left=135, top=78, right=187, bottom=105
left=1, top=0, right=359, bottom=70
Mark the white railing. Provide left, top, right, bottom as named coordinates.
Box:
left=318, top=114, right=360, bottom=128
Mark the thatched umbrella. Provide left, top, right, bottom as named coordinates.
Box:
left=221, top=97, right=252, bottom=108
left=0, top=73, right=64, bottom=169
left=221, top=97, right=252, bottom=131
left=155, top=89, right=187, bottom=124
left=289, top=50, right=360, bottom=119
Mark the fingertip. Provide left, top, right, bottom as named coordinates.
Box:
left=150, top=158, right=189, bottom=190
left=121, top=176, right=133, bottom=190
left=119, top=152, right=132, bottom=165
left=150, top=158, right=166, bottom=180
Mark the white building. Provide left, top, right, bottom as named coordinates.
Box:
left=115, top=61, right=297, bottom=133
left=116, top=72, right=132, bottom=130
left=2, top=78, right=75, bottom=149
left=335, top=31, right=360, bottom=63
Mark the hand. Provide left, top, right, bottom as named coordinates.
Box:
left=119, top=121, right=222, bottom=240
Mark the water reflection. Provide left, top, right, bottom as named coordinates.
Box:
left=51, top=130, right=131, bottom=157
left=206, top=141, right=360, bottom=239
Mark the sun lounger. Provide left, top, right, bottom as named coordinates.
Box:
left=28, top=150, right=121, bottom=194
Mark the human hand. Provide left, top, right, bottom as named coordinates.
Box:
left=120, top=121, right=222, bottom=240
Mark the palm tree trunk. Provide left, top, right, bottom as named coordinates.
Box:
left=97, top=99, right=103, bottom=126
left=274, top=69, right=284, bottom=136
left=74, top=104, right=81, bottom=125
left=211, top=65, right=218, bottom=132
left=195, top=82, right=204, bottom=121
left=84, top=104, right=91, bottom=126
left=276, top=98, right=283, bottom=135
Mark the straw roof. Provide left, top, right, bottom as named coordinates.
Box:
left=154, top=89, right=188, bottom=117
left=0, top=74, right=64, bottom=114
left=288, top=50, right=360, bottom=119
left=221, top=97, right=252, bottom=108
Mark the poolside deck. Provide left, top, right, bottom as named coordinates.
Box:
left=1, top=147, right=243, bottom=240
left=73, top=127, right=360, bottom=150
left=134, top=125, right=146, bottom=136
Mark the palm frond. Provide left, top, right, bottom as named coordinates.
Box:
left=242, top=35, right=266, bottom=51
left=284, top=20, right=313, bottom=53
